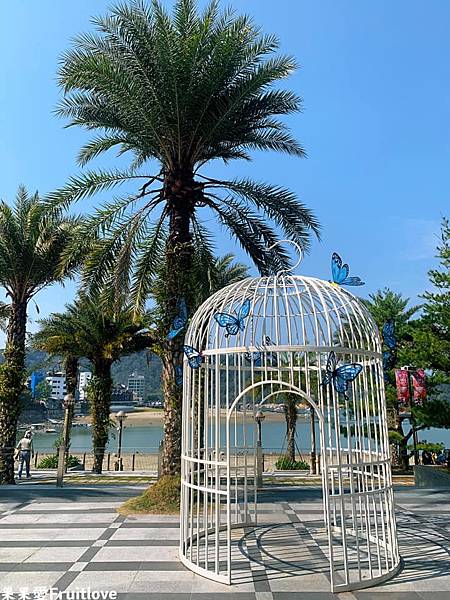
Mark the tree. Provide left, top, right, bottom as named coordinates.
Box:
left=418, top=217, right=450, bottom=376
left=284, top=394, right=298, bottom=462
left=32, top=313, right=82, bottom=460
left=364, top=288, right=420, bottom=468
left=0, top=187, right=81, bottom=484
left=365, top=269, right=450, bottom=470
left=36, top=293, right=152, bottom=473
left=148, top=251, right=250, bottom=463
left=49, top=0, right=320, bottom=474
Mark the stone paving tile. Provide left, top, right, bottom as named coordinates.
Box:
left=66, top=571, right=140, bottom=593
left=0, top=570, right=66, bottom=588
left=110, top=527, right=180, bottom=540
left=23, top=546, right=90, bottom=563
left=91, top=545, right=179, bottom=562
left=0, top=486, right=449, bottom=598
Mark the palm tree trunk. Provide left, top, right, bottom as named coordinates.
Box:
left=161, top=169, right=196, bottom=476
left=310, top=406, right=317, bottom=474
left=63, top=355, right=78, bottom=463
left=89, top=360, right=113, bottom=474
left=285, top=396, right=297, bottom=463
left=0, top=299, right=27, bottom=484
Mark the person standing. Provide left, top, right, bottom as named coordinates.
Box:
left=16, top=431, right=34, bottom=479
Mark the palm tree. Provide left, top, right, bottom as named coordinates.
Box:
left=49, top=0, right=320, bottom=474
left=32, top=313, right=81, bottom=460
left=37, top=294, right=152, bottom=473
left=283, top=394, right=298, bottom=463
left=0, top=187, right=82, bottom=484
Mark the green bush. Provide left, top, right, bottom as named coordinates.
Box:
left=119, top=475, right=181, bottom=514
left=37, top=455, right=81, bottom=469
left=275, top=455, right=310, bottom=470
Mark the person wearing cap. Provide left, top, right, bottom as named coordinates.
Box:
left=16, top=431, right=34, bottom=479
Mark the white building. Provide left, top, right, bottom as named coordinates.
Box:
left=45, top=372, right=67, bottom=400
left=128, top=372, right=145, bottom=402
left=78, top=371, right=92, bottom=401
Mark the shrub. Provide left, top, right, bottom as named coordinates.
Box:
left=118, top=475, right=180, bottom=514
left=275, top=455, right=310, bottom=470
left=37, top=455, right=81, bottom=469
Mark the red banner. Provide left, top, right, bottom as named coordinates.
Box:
left=395, top=369, right=410, bottom=405
left=412, top=368, right=426, bottom=405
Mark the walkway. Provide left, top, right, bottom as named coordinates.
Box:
left=0, top=485, right=448, bottom=599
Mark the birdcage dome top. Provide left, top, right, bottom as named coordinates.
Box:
left=186, top=274, right=380, bottom=356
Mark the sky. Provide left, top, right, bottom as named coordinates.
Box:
left=0, top=0, right=448, bottom=342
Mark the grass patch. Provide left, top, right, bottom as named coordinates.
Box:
left=118, top=474, right=180, bottom=515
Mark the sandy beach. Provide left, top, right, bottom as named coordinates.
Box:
left=74, top=407, right=308, bottom=427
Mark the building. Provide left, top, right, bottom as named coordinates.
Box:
left=45, top=371, right=67, bottom=400
left=128, top=372, right=145, bottom=403
left=110, top=385, right=135, bottom=413
left=78, top=371, right=92, bottom=402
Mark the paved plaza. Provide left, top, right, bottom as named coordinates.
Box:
left=0, top=485, right=449, bottom=599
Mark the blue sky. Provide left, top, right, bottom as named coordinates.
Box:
left=0, top=0, right=448, bottom=341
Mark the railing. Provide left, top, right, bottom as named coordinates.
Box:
left=29, top=446, right=319, bottom=473
left=32, top=447, right=161, bottom=472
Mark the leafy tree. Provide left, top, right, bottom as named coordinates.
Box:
left=417, top=217, right=450, bottom=376
left=366, top=255, right=450, bottom=469
left=49, top=0, right=320, bottom=474
left=363, top=288, right=420, bottom=333
left=34, top=380, right=52, bottom=402
left=36, top=293, right=152, bottom=473
left=0, top=188, right=81, bottom=484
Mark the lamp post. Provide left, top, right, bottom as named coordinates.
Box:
left=115, top=411, right=127, bottom=471
left=255, top=410, right=265, bottom=488
left=56, top=393, right=74, bottom=487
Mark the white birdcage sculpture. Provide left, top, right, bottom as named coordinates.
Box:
left=179, top=247, right=400, bottom=593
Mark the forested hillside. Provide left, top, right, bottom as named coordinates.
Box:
left=0, top=349, right=163, bottom=400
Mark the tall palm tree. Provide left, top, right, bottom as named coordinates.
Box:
left=49, top=0, right=320, bottom=474
left=37, top=294, right=152, bottom=473
left=0, top=187, right=82, bottom=484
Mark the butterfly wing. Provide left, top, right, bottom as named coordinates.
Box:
left=238, top=299, right=251, bottom=320
left=333, top=363, right=363, bottom=394
left=214, top=312, right=239, bottom=335
left=321, top=351, right=337, bottom=387
left=382, top=320, right=396, bottom=349
left=382, top=350, right=392, bottom=371
left=183, top=345, right=203, bottom=369
left=341, top=276, right=365, bottom=287
left=236, top=299, right=251, bottom=332
left=175, top=365, right=183, bottom=386
left=244, top=351, right=262, bottom=366
left=166, top=298, right=188, bottom=340
left=331, top=253, right=349, bottom=284
left=166, top=325, right=184, bottom=340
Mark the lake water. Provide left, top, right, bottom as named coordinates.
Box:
left=31, top=418, right=450, bottom=454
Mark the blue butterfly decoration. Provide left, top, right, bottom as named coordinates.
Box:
left=382, top=350, right=393, bottom=371
left=382, top=320, right=396, bottom=350
left=321, top=351, right=363, bottom=397
left=175, top=365, right=183, bottom=386
left=166, top=298, right=188, bottom=340
left=244, top=336, right=277, bottom=367
left=244, top=350, right=262, bottom=366
left=183, top=345, right=203, bottom=369
left=331, top=253, right=365, bottom=287
left=214, top=298, right=251, bottom=337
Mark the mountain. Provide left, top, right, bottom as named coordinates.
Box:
left=1, top=349, right=163, bottom=401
